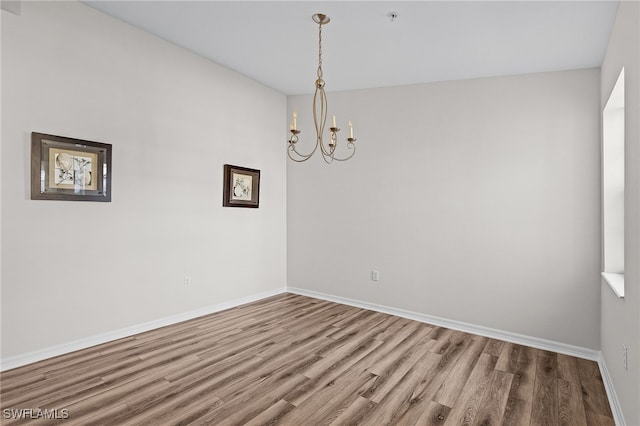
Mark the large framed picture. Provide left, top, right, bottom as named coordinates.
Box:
left=223, top=164, right=260, bottom=208
left=31, top=132, right=112, bottom=202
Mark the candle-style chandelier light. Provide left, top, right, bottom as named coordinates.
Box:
left=288, top=13, right=357, bottom=163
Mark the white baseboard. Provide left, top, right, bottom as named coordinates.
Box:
left=598, top=355, right=627, bottom=426
left=0, top=287, right=286, bottom=372
left=287, top=287, right=600, bottom=361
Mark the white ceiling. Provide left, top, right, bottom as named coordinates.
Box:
left=84, top=1, right=619, bottom=95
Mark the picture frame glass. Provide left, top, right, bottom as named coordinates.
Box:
left=231, top=172, right=253, bottom=201
left=48, top=147, right=99, bottom=191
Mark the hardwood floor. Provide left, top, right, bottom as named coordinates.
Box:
left=0, top=293, right=614, bottom=425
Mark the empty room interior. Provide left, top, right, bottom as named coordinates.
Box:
left=1, top=1, right=639, bottom=425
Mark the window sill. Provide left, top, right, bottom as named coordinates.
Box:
left=601, top=272, right=624, bottom=298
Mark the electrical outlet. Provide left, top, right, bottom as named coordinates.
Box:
left=371, top=270, right=380, bottom=282
left=184, top=276, right=191, bottom=287
left=623, top=345, right=628, bottom=370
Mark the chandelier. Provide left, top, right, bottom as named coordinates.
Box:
left=288, top=13, right=357, bottom=163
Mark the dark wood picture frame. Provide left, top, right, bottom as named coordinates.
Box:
left=31, top=132, right=112, bottom=202
left=223, top=164, right=260, bottom=208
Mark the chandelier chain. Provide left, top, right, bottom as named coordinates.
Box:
left=317, top=22, right=323, bottom=80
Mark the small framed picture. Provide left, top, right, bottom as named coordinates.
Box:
left=223, top=164, right=260, bottom=208
left=31, top=132, right=112, bottom=202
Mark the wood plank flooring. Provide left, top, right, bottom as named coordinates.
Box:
left=0, top=293, right=614, bottom=425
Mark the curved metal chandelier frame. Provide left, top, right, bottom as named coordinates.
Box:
left=288, top=13, right=357, bottom=164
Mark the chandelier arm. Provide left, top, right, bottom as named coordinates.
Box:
left=288, top=139, right=319, bottom=162
left=313, top=89, right=322, bottom=145
left=287, top=150, right=313, bottom=162
left=314, top=85, right=332, bottom=158
left=329, top=143, right=356, bottom=162
left=287, top=146, right=308, bottom=161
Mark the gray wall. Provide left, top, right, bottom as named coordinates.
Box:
left=600, top=2, right=640, bottom=425
left=1, top=2, right=287, bottom=359
left=288, top=69, right=601, bottom=350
